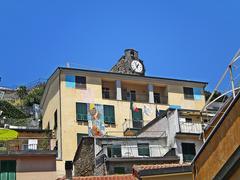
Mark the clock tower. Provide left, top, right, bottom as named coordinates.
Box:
left=110, top=49, right=145, bottom=76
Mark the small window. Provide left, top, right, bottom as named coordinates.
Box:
left=138, top=143, right=150, bottom=156
left=102, top=87, right=110, bottom=99
left=154, top=93, right=161, bottom=103
left=76, top=103, right=88, bottom=121
left=54, top=110, right=57, bottom=129
left=183, top=87, right=194, bottom=100
left=107, top=144, right=121, bottom=158
left=104, top=105, right=115, bottom=124
left=114, top=167, right=125, bottom=174
left=77, top=133, right=88, bottom=145
left=185, top=118, right=192, bottom=123
left=130, top=90, right=136, bottom=101
left=75, top=76, right=86, bottom=89
left=182, top=143, right=196, bottom=162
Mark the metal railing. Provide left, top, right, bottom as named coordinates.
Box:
left=122, top=119, right=150, bottom=132
left=102, top=89, right=168, bottom=104
left=0, top=138, right=53, bottom=152
left=106, top=145, right=170, bottom=158
left=179, top=122, right=203, bottom=134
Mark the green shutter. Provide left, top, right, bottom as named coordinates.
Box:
left=76, top=103, right=88, bottom=121
left=138, top=143, right=150, bottom=156
left=0, top=160, right=16, bottom=180
left=132, top=108, right=143, bottom=120
left=132, top=109, right=143, bottom=129
left=104, top=105, right=115, bottom=124
left=114, top=167, right=125, bottom=174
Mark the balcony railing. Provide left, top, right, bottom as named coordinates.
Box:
left=122, top=119, right=149, bottom=132
left=179, top=122, right=203, bottom=134
left=0, top=138, right=53, bottom=153
left=102, top=89, right=168, bottom=104
left=106, top=145, right=170, bottom=158
left=102, top=90, right=116, bottom=100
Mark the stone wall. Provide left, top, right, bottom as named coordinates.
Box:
left=74, top=137, right=95, bottom=176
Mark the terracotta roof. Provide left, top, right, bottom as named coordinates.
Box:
left=133, top=163, right=191, bottom=172
left=58, top=174, right=135, bottom=180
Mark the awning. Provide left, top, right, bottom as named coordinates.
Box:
left=0, top=129, right=18, bottom=141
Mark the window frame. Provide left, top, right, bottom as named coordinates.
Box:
left=54, top=110, right=57, bottom=129
left=183, top=87, right=194, bottom=100
left=103, top=105, right=115, bottom=124
left=182, top=143, right=196, bottom=162
left=76, top=102, right=88, bottom=121
left=75, top=76, right=86, bottom=89
left=138, top=143, right=150, bottom=157
left=154, top=92, right=161, bottom=103
left=102, top=87, right=110, bottom=99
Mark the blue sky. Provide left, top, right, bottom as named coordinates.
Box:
left=0, top=0, right=239, bottom=90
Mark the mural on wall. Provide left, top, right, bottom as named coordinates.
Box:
left=87, top=103, right=105, bottom=137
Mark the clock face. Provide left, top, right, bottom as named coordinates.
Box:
left=131, top=60, right=143, bottom=73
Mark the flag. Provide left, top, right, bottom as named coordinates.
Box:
left=130, top=101, right=139, bottom=112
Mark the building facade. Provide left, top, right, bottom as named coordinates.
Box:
left=192, top=92, right=240, bottom=180
left=40, top=49, right=207, bottom=176
left=0, top=129, right=56, bottom=180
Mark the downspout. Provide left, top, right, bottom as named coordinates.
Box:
left=59, top=69, right=63, bottom=160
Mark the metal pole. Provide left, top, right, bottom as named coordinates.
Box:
left=229, top=65, right=236, bottom=98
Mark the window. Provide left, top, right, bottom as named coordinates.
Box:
left=182, top=143, right=196, bottom=162
left=75, top=76, right=86, bottom=89
left=77, top=133, right=88, bottom=145
left=185, top=118, right=192, bottom=123
left=76, top=103, right=88, bottom=121
left=54, top=110, right=57, bottom=129
left=102, top=87, right=110, bottom=99
left=130, top=90, right=136, bottom=101
left=154, top=93, right=161, bottom=103
left=114, top=167, right=125, bottom=174
left=107, top=144, right=121, bottom=158
left=104, top=105, right=115, bottom=124
left=132, top=108, right=143, bottom=129
left=138, top=143, right=150, bottom=156
left=183, top=87, right=194, bottom=100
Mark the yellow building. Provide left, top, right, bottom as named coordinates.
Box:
left=40, top=49, right=207, bottom=176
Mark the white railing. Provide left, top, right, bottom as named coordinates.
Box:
left=106, top=145, right=170, bottom=158
left=179, top=122, right=203, bottom=134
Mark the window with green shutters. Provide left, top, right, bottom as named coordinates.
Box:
left=104, top=105, right=115, bottom=124
left=114, top=167, right=125, bottom=174
left=76, top=103, right=88, bottom=121
left=132, top=108, right=143, bottom=129
left=0, top=160, right=16, bottom=180
left=107, top=144, right=121, bottom=157
left=138, top=143, right=150, bottom=157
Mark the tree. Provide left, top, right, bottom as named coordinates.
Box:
left=23, top=83, right=45, bottom=106
left=17, top=86, right=28, bottom=99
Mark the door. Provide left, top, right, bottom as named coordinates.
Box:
left=0, top=160, right=16, bottom=180
left=132, top=108, right=143, bottom=129
left=182, top=143, right=196, bottom=162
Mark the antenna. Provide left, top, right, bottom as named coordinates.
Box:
left=66, top=62, right=70, bottom=68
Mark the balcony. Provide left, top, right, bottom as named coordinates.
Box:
left=106, top=145, right=170, bottom=158
left=179, top=122, right=203, bottom=134
left=0, top=138, right=54, bottom=154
